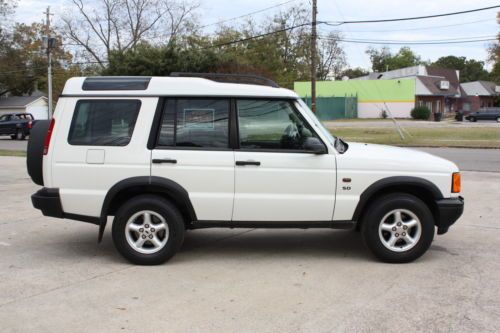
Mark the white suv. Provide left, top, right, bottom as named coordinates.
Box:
left=27, top=74, right=464, bottom=265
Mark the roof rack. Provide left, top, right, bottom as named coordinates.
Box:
left=170, top=72, right=280, bottom=88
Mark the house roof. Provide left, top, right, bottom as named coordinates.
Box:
left=0, top=96, right=47, bottom=109
left=460, top=81, right=500, bottom=96
left=416, top=75, right=460, bottom=97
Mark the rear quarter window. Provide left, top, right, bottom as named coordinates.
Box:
left=68, top=100, right=141, bottom=146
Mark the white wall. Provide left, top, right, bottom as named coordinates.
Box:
left=358, top=101, right=415, bottom=118
left=27, top=99, right=49, bottom=119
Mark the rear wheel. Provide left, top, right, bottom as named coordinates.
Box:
left=496, top=117, right=500, bottom=123
left=112, top=195, right=185, bottom=265
left=361, top=193, right=435, bottom=263
left=469, top=116, right=476, bottom=122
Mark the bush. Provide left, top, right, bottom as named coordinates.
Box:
left=380, top=110, right=388, bottom=119
left=411, top=106, right=431, bottom=120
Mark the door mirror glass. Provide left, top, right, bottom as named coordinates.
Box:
left=303, top=137, right=327, bottom=154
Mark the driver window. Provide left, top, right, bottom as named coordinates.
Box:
left=237, top=99, right=317, bottom=150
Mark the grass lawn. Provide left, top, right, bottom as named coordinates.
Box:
left=0, top=150, right=26, bottom=157
left=329, top=127, right=500, bottom=148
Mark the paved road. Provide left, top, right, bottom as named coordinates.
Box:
left=0, top=137, right=27, bottom=151
left=416, top=147, right=500, bottom=173
left=325, top=119, right=500, bottom=128
left=1, top=157, right=499, bottom=332
left=2, top=136, right=498, bottom=173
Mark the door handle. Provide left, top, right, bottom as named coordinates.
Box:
left=235, top=160, right=261, bottom=166
left=152, top=158, right=177, bottom=164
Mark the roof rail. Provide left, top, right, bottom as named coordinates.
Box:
left=170, top=72, right=280, bottom=88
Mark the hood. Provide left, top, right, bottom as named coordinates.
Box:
left=337, top=142, right=459, bottom=174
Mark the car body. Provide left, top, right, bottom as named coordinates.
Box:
left=27, top=75, right=464, bottom=265
left=0, top=113, right=36, bottom=140
left=465, top=108, right=500, bottom=122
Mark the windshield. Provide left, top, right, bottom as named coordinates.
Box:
left=295, top=99, right=336, bottom=145
left=0, top=115, right=9, bottom=121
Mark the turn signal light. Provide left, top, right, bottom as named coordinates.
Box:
left=452, top=172, right=461, bottom=193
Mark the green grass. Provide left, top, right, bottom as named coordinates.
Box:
left=330, top=127, right=500, bottom=148
left=0, top=150, right=26, bottom=157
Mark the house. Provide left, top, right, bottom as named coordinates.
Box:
left=459, top=81, right=500, bottom=112
left=294, top=65, right=461, bottom=119
left=0, top=96, right=49, bottom=119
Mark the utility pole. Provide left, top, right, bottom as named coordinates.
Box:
left=43, top=6, right=54, bottom=118
left=311, top=0, right=317, bottom=113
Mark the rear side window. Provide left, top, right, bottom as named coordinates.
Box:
left=157, top=99, right=230, bottom=148
left=68, top=100, right=141, bottom=146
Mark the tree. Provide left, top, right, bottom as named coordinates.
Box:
left=487, top=12, right=500, bottom=83
left=0, top=23, right=77, bottom=98
left=432, top=56, right=489, bottom=82
left=60, top=0, right=199, bottom=68
left=336, top=67, right=369, bottom=80
left=366, top=46, right=423, bottom=72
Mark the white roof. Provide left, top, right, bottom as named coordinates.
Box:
left=460, top=81, right=497, bottom=96
left=62, top=77, right=298, bottom=98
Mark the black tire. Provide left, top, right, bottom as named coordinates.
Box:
left=469, top=117, right=476, bottom=122
left=496, top=117, right=500, bottom=123
left=26, top=120, right=50, bottom=186
left=361, top=193, right=435, bottom=263
left=112, top=195, right=185, bottom=265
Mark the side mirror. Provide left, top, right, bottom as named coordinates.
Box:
left=303, top=137, right=327, bottom=154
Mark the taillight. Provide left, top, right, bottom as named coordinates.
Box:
left=28, top=121, right=32, bottom=129
left=43, top=118, right=55, bottom=155
left=452, top=172, right=461, bottom=193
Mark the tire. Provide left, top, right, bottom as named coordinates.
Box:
left=112, top=195, right=185, bottom=265
left=361, top=193, right=435, bottom=263
left=469, top=117, right=476, bottom=122
left=496, top=117, right=500, bottom=123
left=26, top=120, right=50, bottom=186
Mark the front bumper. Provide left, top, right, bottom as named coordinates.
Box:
left=435, top=196, right=464, bottom=235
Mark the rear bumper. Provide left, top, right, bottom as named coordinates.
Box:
left=435, top=196, right=464, bottom=235
left=31, top=188, right=99, bottom=225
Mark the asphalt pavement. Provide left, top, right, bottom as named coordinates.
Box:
left=1, top=157, right=499, bottom=332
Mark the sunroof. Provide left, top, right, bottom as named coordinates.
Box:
left=82, top=77, right=151, bottom=91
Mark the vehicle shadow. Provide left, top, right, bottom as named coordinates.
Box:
left=50, top=228, right=373, bottom=264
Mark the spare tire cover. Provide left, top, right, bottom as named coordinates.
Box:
left=26, top=120, right=50, bottom=186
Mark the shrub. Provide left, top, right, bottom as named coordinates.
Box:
left=411, top=106, right=431, bottom=120
left=380, top=110, right=388, bottom=119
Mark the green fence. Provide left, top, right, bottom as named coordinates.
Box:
left=302, top=95, right=358, bottom=120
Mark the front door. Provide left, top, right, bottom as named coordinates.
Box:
left=151, top=98, right=235, bottom=221
left=232, top=99, right=336, bottom=222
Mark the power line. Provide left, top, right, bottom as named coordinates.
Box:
left=323, top=5, right=500, bottom=25
left=322, top=18, right=493, bottom=33
left=205, top=22, right=311, bottom=48
left=321, top=35, right=498, bottom=43
left=199, top=0, right=297, bottom=29
left=325, top=37, right=498, bottom=45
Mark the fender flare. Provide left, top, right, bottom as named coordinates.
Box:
left=98, top=176, right=197, bottom=242
left=351, top=176, right=443, bottom=222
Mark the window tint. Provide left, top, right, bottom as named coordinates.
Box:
left=237, top=99, right=318, bottom=150
left=68, top=100, right=141, bottom=146
left=157, top=99, right=229, bottom=148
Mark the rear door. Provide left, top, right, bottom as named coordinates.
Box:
left=232, top=99, right=336, bottom=222
left=151, top=98, right=234, bottom=221
left=50, top=98, right=153, bottom=217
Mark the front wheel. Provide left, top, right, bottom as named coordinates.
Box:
left=361, top=193, right=435, bottom=263
left=112, top=195, right=185, bottom=265
left=496, top=117, right=500, bottom=123
left=469, top=117, right=476, bottom=122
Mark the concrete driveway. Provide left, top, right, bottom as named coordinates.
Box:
left=1, top=156, right=499, bottom=332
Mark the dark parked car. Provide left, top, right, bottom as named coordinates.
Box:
left=0, top=113, right=37, bottom=140
left=465, top=108, right=500, bottom=122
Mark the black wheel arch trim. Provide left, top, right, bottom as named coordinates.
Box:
left=351, top=176, right=444, bottom=222
left=98, top=176, right=197, bottom=242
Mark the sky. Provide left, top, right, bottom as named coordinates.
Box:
left=13, top=0, right=500, bottom=71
